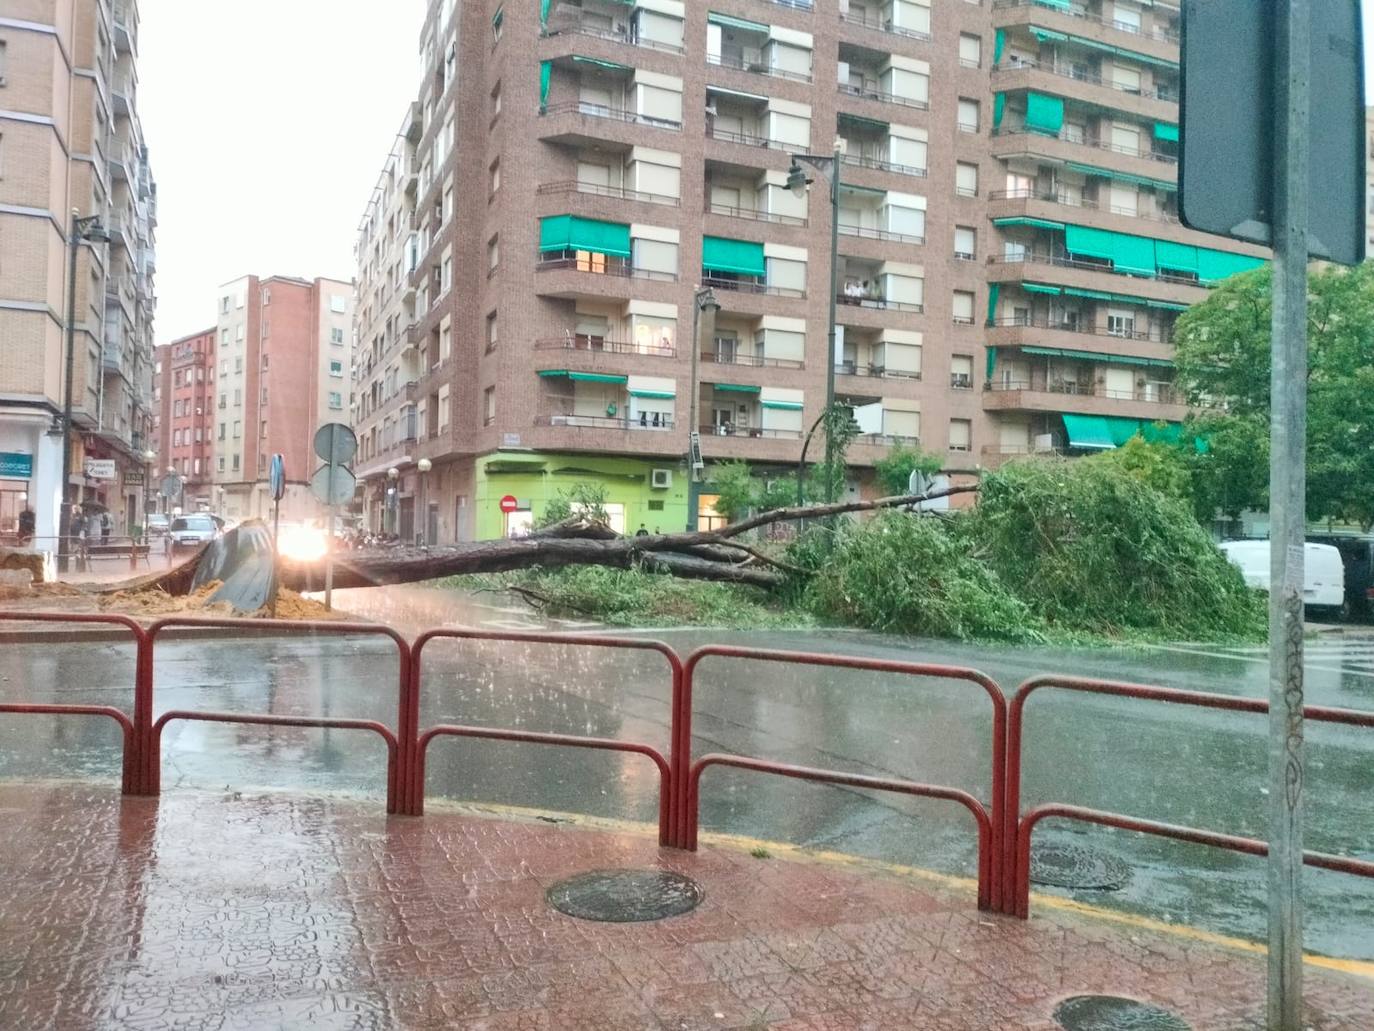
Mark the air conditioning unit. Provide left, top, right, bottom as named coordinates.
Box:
left=651, top=468, right=673, bottom=489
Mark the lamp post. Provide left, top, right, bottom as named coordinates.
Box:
left=386, top=466, right=399, bottom=537
left=686, top=287, right=720, bottom=531
left=141, top=449, right=155, bottom=536
left=787, top=138, right=845, bottom=502
left=416, top=457, right=432, bottom=544
left=57, top=209, right=110, bottom=574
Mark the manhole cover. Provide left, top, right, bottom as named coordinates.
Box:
left=1030, top=844, right=1132, bottom=891
left=1055, top=995, right=1187, bottom=1028
left=1054, top=995, right=1191, bottom=1031
left=547, top=869, right=704, bottom=922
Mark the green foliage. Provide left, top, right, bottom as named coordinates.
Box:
left=809, top=402, right=862, bottom=504
left=873, top=444, right=944, bottom=497
left=536, top=482, right=610, bottom=529
left=1085, top=437, right=1192, bottom=504
left=707, top=462, right=760, bottom=523
left=804, top=512, right=1044, bottom=643
left=970, top=459, right=1265, bottom=640
left=1183, top=413, right=1270, bottom=522
left=1173, top=261, right=1374, bottom=525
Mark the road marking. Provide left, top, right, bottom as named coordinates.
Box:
left=1149, top=642, right=1374, bottom=679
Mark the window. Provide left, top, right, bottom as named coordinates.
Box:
left=0, top=41, right=7, bottom=86
left=1111, top=124, right=1142, bottom=156
left=262, top=354, right=270, bottom=370
left=259, top=420, right=268, bottom=439
left=330, top=295, right=347, bottom=314
left=1111, top=64, right=1142, bottom=94
left=220, top=328, right=229, bottom=346
left=221, top=297, right=231, bottom=314
left=330, top=327, right=344, bottom=345
left=956, top=162, right=979, bottom=198
left=633, top=237, right=679, bottom=277
left=958, top=34, right=981, bottom=68
left=1107, top=310, right=1137, bottom=337
left=1112, top=2, right=1142, bottom=32
left=193, top=459, right=201, bottom=476
left=482, top=385, right=494, bottom=426
left=957, top=99, right=980, bottom=133
left=953, top=227, right=976, bottom=261
left=441, top=320, right=453, bottom=360
left=218, top=423, right=226, bottom=441
left=218, top=393, right=226, bottom=409
left=262, top=288, right=270, bottom=305
left=438, top=385, right=452, bottom=430
left=328, top=392, right=343, bottom=410
left=951, top=355, right=974, bottom=389
left=489, top=159, right=500, bottom=195
left=949, top=419, right=972, bottom=452
left=952, top=291, right=975, bottom=325
left=232, top=421, right=241, bottom=438
left=232, top=454, right=241, bottom=471
left=218, top=456, right=225, bottom=472
left=235, top=356, right=243, bottom=373
left=329, top=360, right=343, bottom=378
left=236, top=324, right=245, bottom=342
left=487, top=235, right=499, bottom=274
left=485, top=312, right=498, bottom=353
left=442, top=252, right=453, bottom=292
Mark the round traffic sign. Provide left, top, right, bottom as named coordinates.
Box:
left=313, top=422, right=358, bottom=466
left=499, top=494, right=519, bottom=513
left=311, top=464, right=358, bottom=507
left=269, top=454, right=286, bottom=501
left=159, top=474, right=182, bottom=499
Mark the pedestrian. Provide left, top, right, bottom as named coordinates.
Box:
left=101, top=513, right=111, bottom=542
left=635, top=524, right=649, bottom=537
left=17, top=508, right=35, bottom=544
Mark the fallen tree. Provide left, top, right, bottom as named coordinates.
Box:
left=101, top=485, right=977, bottom=597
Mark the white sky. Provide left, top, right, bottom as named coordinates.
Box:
left=140, top=1, right=1374, bottom=345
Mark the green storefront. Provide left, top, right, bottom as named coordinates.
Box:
left=474, top=451, right=689, bottom=539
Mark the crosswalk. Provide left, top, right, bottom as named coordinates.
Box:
left=1160, top=635, right=1374, bottom=676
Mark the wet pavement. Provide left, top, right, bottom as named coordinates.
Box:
left=1, top=584, right=1372, bottom=966
left=0, top=781, right=1370, bottom=1030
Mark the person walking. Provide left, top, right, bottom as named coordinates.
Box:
left=635, top=524, right=649, bottom=537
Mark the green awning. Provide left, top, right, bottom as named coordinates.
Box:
left=1061, top=285, right=1193, bottom=311
left=993, top=92, right=1006, bottom=130
left=839, top=112, right=888, bottom=131
left=572, top=55, right=631, bottom=71
left=1021, top=282, right=1062, bottom=295
left=539, top=215, right=632, bottom=257
left=1021, top=346, right=1174, bottom=369
left=1197, top=249, right=1266, bottom=282
left=762, top=400, right=804, bottom=410
left=628, top=388, right=675, bottom=399
left=493, top=7, right=504, bottom=30
left=702, top=236, right=766, bottom=277
left=1063, top=414, right=1116, bottom=450
left=1141, top=421, right=1184, bottom=445
left=539, top=60, right=551, bottom=109
left=1031, top=28, right=1070, bottom=43
left=986, top=347, right=997, bottom=380
left=537, top=370, right=628, bottom=384
left=994, top=216, right=1065, bottom=230
left=714, top=383, right=760, bottom=393
left=986, top=282, right=1001, bottom=326
left=1154, top=240, right=1198, bottom=274
left=993, top=29, right=1006, bottom=66
left=1043, top=29, right=1180, bottom=70
left=1063, top=287, right=1116, bottom=301
left=540, top=0, right=552, bottom=29
left=1145, top=299, right=1191, bottom=312
left=708, top=11, right=767, bottom=32
left=1154, top=122, right=1180, bottom=142
left=1065, top=161, right=1176, bottom=192
left=1033, top=0, right=1073, bottom=10
left=1064, top=225, right=1156, bottom=277
left=708, top=84, right=769, bottom=102
left=1025, top=91, right=1065, bottom=136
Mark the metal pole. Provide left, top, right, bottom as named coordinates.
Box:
left=823, top=144, right=842, bottom=502
left=324, top=502, right=336, bottom=612
left=57, top=209, right=80, bottom=575
left=686, top=295, right=701, bottom=532
left=1267, top=2, right=1309, bottom=1026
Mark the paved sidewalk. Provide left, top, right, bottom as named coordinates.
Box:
left=0, top=782, right=1369, bottom=1030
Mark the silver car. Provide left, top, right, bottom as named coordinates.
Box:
left=169, top=514, right=220, bottom=552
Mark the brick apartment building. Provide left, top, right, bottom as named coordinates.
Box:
left=209, top=275, right=354, bottom=524
left=0, top=1, right=158, bottom=544
left=351, top=0, right=1265, bottom=543
left=151, top=328, right=215, bottom=513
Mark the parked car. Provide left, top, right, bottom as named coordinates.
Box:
left=1219, top=540, right=1348, bottom=619
left=169, top=514, right=221, bottom=552
left=1307, top=535, right=1374, bottom=622
left=146, top=514, right=169, bottom=536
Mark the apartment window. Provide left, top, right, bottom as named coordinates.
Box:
left=232, top=454, right=241, bottom=471
left=441, top=321, right=453, bottom=360
left=957, top=99, right=980, bottom=133
left=949, top=419, right=972, bottom=453
left=236, top=324, right=245, bottom=342
left=221, top=297, right=231, bottom=314
left=485, top=312, right=498, bottom=353
left=953, top=227, right=976, bottom=261
left=259, top=420, right=268, bottom=439
left=218, top=423, right=225, bottom=441
left=235, top=356, right=243, bottom=373
left=482, top=385, right=494, bottom=426
left=262, top=354, right=270, bottom=370
left=951, top=355, right=974, bottom=389
left=218, top=393, right=226, bottom=409
left=330, top=327, right=344, bottom=345
left=0, top=41, right=7, bottom=86
left=952, top=291, right=976, bottom=325
left=220, top=328, right=229, bottom=346
left=218, top=457, right=225, bottom=472
left=958, top=34, right=982, bottom=68
left=232, top=420, right=241, bottom=439
left=442, top=253, right=453, bottom=292
left=233, top=389, right=242, bottom=406
left=330, top=295, right=347, bottom=314
left=1107, top=310, right=1137, bottom=337
left=486, top=235, right=499, bottom=274
left=193, top=459, right=201, bottom=476
left=329, top=392, right=343, bottom=410
left=1112, top=2, right=1142, bottom=32
left=489, top=159, right=500, bottom=196
left=439, top=385, right=452, bottom=430
left=955, top=162, right=979, bottom=198
left=329, top=360, right=343, bottom=378
left=1111, top=124, right=1142, bottom=156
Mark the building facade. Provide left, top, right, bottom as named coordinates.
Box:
left=210, top=275, right=354, bottom=523
left=0, top=0, right=158, bottom=543
left=152, top=328, right=215, bottom=513
left=351, top=0, right=1264, bottom=543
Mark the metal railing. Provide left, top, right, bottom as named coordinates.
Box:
left=839, top=9, right=933, bottom=42
left=987, top=314, right=1176, bottom=344
left=990, top=127, right=1179, bottom=165
left=838, top=82, right=930, bottom=111
left=546, top=21, right=686, bottom=55
left=536, top=256, right=678, bottom=283
left=702, top=275, right=805, bottom=299
left=985, top=380, right=1180, bottom=405
left=834, top=360, right=922, bottom=381
left=698, top=424, right=805, bottom=440
left=839, top=151, right=928, bottom=178
left=985, top=252, right=1207, bottom=287
left=992, top=57, right=1178, bottom=103
left=702, top=351, right=805, bottom=370
left=708, top=52, right=813, bottom=83
left=838, top=224, right=925, bottom=245
left=836, top=293, right=924, bottom=313
left=706, top=201, right=808, bottom=227
left=990, top=0, right=1181, bottom=44
left=708, top=125, right=785, bottom=150
left=536, top=180, right=679, bottom=207
left=988, top=187, right=1181, bottom=225
left=538, top=101, right=682, bottom=132
left=535, top=413, right=676, bottom=431
left=534, top=337, right=676, bottom=358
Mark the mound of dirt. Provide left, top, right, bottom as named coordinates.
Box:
left=96, top=580, right=345, bottom=622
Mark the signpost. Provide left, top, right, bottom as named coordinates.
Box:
left=1180, top=4, right=1364, bottom=1025
left=499, top=494, right=519, bottom=514
left=311, top=424, right=358, bottom=611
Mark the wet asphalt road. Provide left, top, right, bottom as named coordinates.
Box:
left=1, top=585, right=1371, bottom=962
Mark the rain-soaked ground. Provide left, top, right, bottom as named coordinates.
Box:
left=1, top=584, right=1371, bottom=963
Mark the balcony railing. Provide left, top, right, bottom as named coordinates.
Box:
left=706, top=201, right=807, bottom=227
left=986, top=380, right=1180, bottom=405
left=837, top=82, right=930, bottom=111
left=537, top=413, right=675, bottom=431
left=537, top=180, right=679, bottom=207
left=836, top=292, right=924, bottom=314
left=707, top=125, right=787, bottom=150
left=835, top=360, right=922, bottom=381
left=992, top=57, right=1178, bottom=103
left=990, top=0, right=1181, bottom=44
left=539, top=101, right=681, bottom=132
left=991, top=127, right=1178, bottom=165
left=708, top=52, right=812, bottom=84
left=839, top=151, right=928, bottom=178
left=839, top=9, right=932, bottom=42
left=988, top=314, right=1176, bottom=344
left=535, top=337, right=676, bottom=358
left=855, top=433, right=922, bottom=447
left=986, top=252, right=1205, bottom=287
left=702, top=351, right=805, bottom=370
left=700, top=423, right=803, bottom=440
left=988, top=187, right=1181, bottom=225
left=838, top=224, right=925, bottom=245
left=702, top=275, right=805, bottom=299
left=765, top=0, right=813, bottom=9
left=536, top=256, right=679, bottom=283
left=547, top=21, right=686, bottom=55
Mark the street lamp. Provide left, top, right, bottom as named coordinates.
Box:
left=416, top=458, right=432, bottom=544
left=56, top=209, right=110, bottom=574
left=686, top=287, right=720, bottom=531
left=141, top=449, right=155, bottom=537
left=386, top=466, right=399, bottom=536
left=788, top=138, right=845, bottom=502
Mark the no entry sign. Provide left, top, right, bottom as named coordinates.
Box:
left=499, top=495, right=519, bottom=513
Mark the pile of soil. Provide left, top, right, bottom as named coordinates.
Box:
left=0, top=549, right=44, bottom=583
left=97, top=581, right=344, bottom=621
left=251, top=589, right=344, bottom=621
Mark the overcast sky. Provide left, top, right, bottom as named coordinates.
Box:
left=140, top=1, right=1374, bottom=345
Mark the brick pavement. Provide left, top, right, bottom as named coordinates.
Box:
left=0, top=781, right=1369, bottom=1030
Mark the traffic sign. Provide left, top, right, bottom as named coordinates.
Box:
left=313, top=423, right=358, bottom=466
left=269, top=454, right=286, bottom=501
left=310, top=464, right=357, bottom=507
left=159, top=474, right=182, bottom=499
left=499, top=494, right=519, bottom=513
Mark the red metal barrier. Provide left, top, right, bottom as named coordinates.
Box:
left=409, top=629, right=682, bottom=843
left=1006, top=675, right=1374, bottom=918
left=0, top=612, right=149, bottom=793
left=681, top=646, right=1007, bottom=912
left=144, top=617, right=413, bottom=813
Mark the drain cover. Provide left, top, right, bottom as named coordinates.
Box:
left=547, top=869, right=704, bottom=922
left=1054, top=995, right=1191, bottom=1031
left=1030, top=844, right=1131, bottom=891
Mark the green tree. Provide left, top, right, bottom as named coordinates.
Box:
left=873, top=443, right=943, bottom=496
left=1172, top=261, right=1374, bottom=525
left=535, top=482, right=610, bottom=529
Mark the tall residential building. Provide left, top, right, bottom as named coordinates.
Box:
left=352, top=0, right=1265, bottom=543
left=152, top=328, right=216, bottom=513
left=210, top=275, right=354, bottom=523
left=0, top=1, right=158, bottom=542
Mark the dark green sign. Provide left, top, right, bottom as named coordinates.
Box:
left=0, top=452, right=33, bottom=479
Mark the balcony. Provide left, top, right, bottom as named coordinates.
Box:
left=699, top=422, right=801, bottom=440
left=538, top=412, right=675, bottom=432
left=538, top=102, right=682, bottom=146
left=837, top=81, right=929, bottom=113
left=838, top=223, right=924, bottom=246
left=986, top=315, right=1175, bottom=362
left=985, top=253, right=1209, bottom=303
left=703, top=350, right=804, bottom=371
left=111, top=68, right=134, bottom=116
left=702, top=274, right=804, bottom=300
left=104, top=134, right=132, bottom=181
left=983, top=381, right=1188, bottom=422
left=547, top=16, right=686, bottom=56
left=991, top=0, right=1181, bottom=47
left=981, top=442, right=1061, bottom=469
left=990, top=130, right=1178, bottom=188
left=988, top=188, right=1180, bottom=228
left=706, top=200, right=807, bottom=228
left=535, top=336, right=677, bottom=360
left=112, top=2, right=135, bottom=54
left=538, top=179, right=679, bottom=208
left=537, top=253, right=675, bottom=279
left=992, top=59, right=1178, bottom=112
left=839, top=7, right=931, bottom=42
left=835, top=290, right=922, bottom=315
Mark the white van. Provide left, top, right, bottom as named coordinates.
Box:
left=1218, top=540, right=1347, bottom=618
